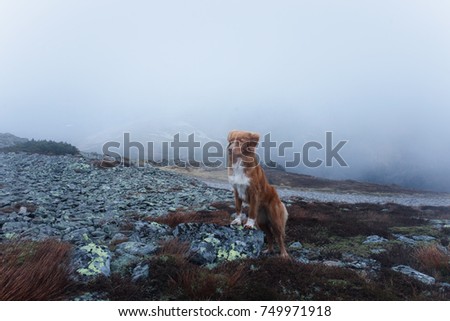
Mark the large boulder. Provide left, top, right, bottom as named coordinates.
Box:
left=71, top=243, right=111, bottom=282
left=173, top=223, right=265, bottom=265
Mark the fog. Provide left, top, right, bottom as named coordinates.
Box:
left=1, top=0, right=450, bottom=192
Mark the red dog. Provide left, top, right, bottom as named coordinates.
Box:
left=227, top=130, right=289, bottom=258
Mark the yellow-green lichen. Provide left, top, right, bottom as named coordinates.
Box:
left=217, top=244, right=247, bottom=261
left=203, top=236, right=220, bottom=246
left=76, top=243, right=110, bottom=277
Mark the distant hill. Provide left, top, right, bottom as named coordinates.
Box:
left=0, top=133, right=28, bottom=148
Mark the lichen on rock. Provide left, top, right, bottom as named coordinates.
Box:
left=72, top=243, right=111, bottom=280
left=173, top=223, right=264, bottom=265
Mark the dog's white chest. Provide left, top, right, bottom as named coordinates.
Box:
left=228, top=161, right=250, bottom=201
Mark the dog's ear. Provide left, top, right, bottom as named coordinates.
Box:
left=247, top=132, right=260, bottom=143
left=227, top=130, right=237, bottom=143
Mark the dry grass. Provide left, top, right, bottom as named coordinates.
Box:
left=414, top=244, right=450, bottom=280
left=145, top=210, right=231, bottom=228
left=0, top=239, right=74, bottom=300
left=158, top=238, right=191, bottom=258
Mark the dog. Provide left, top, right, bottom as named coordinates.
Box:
left=227, top=130, right=289, bottom=258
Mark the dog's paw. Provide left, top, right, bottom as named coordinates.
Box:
left=244, top=218, right=256, bottom=229
left=230, top=217, right=242, bottom=225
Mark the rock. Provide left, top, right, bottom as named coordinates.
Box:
left=111, top=233, right=128, bottom=245
left=115, top=241, right=158, bottom=257
left=411, top=235, right=436, bottom=242
left=2, top=221, right=30, bottom=234
left=18, top=206, right=27, bottom=215
left=363, top=235, right=388, bottom=244
left=391, top=265, right=435, bottom=285
left=191, top=241, right=218, bottom=264
left=173, top=223, right=264, bottom=265
left=110, top=252, right=141, bottom=275
left=341, top=253, right=381, bottom=271
left=393, top=234, right=417, bottom=245
left=135, top=221, right=171, bottom=238
left=289, top=241, right=303, bottom=249
left=72, top=243, right=111, bottom=281
left=62, top=228, right=90, bottom=244
left=132, top=263, right=149, bottom=282
left=322, top=260, right=345, bottom=268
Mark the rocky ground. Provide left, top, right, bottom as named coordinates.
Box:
left=0, top=152, right=449, bottom=300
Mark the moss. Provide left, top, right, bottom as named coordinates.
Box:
left=389, top=225, right=440, bottom=237
left=305, top=236, right=388, bottom=258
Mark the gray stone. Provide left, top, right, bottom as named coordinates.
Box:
left=132, top=263, right=149, bottom=282
left=393, top=234, right=417, bottom=245
left=322, top=260, right=345, bottom=268
left=174, top=223, right=264, bottom=265
left=341, top=253, right=381, bottom=271
left=111, top=233, right=128, bottom=244
left=18, top=206, right=27, bottom=215
left=115, top=241, right=158, bottom=257
left=134, top=221, right=171, bottom=240
left=391, top=265, right=435, bottom=285
left=110, top=253, right=140, bottom=275
left=72, top=243, right=111, bottom=281
left=289, top=241, right=303, bottom=249
left=411, top=235, right=436, bottom=242
left=2, top=221, right=30, bottom=233
left=363, top=235, right=388, bottom=244
left=62, top=228, right=90, bottom=244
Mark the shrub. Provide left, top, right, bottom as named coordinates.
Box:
left=0, top=139, right=79, bottom=155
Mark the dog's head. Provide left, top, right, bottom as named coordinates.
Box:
left=227, top=130, right=260, bottom=163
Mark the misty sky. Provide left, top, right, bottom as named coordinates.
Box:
left=1, top=0, right=450, bottom=191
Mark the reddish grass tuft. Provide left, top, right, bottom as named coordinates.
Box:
left=145, top=210, right=231, bottom=228
left=0, top=239, right=74, bottom=300
left=158, top=238, right=191, bottom=258
left=414, top=244, right=450, bottom=280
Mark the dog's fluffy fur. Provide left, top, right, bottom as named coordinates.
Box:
left=227, top=130, right=289, bottom=258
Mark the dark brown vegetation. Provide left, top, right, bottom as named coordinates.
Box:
left=88, top=249, right=446, bottom=300
left=84, top=200, right=450, bottom=300
left=145, top=209, right=231, bottom=228
left=284, top=201, right=427, bottom=245
left=262, top=168, right=425, bottom=194
left=92, top=156, right=133, bottom=169
left=0, top=239, right=75, bottom=300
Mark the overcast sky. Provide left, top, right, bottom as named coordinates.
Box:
left=1, top=0, right=450, bottom=191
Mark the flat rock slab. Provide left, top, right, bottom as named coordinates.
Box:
left=391, top=265, right=435, bottom=285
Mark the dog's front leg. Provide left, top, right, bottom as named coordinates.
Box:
left=231, top=189, right=244, bottom=225
left=244, top=197, right=258, bottom=229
